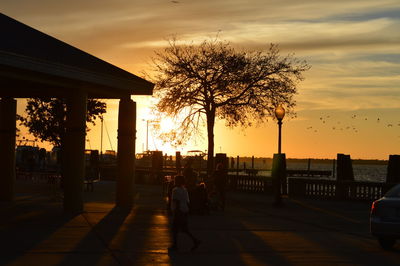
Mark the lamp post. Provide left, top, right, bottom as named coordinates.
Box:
left=143, top=119, right=160, bottom=152
left=275, top=104, right=285, bottom=154
left=272, top=104, right=286, bottom=206
left=146, top=120, right=149, bottom=151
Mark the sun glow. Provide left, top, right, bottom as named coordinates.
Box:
left=7, top=0, right=400, bottom=160
left=159, top=117, right=176, bottom=133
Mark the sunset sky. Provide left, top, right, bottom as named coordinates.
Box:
left=2, top=0, right=399, bottom=160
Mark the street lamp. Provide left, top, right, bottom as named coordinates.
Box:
left=141, top=119, right=152, bottom=152
left=143, top=119, right=160, bottom=152
left=274, top=104, right=285, bottom=154
left=273, top=104, right=286, bottom=206
left=145, top=119, right=149, bottom=151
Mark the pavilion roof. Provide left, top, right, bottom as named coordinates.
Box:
left=0, top=13, right=153, bottom=98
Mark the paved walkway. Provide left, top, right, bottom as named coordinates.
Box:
left=1, top=180, right=400, bottom=265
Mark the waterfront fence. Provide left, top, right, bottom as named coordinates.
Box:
left=227, top=175, right=273, bottom=194
left=288, top=178, right=395, bottom=201
left=227, top=174, right=396, bottom=201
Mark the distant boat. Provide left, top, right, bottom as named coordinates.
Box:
left=182, top=150, right=207, bottom=172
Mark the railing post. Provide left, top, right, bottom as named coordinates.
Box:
left=272, top=153, right=286, bottom=206
left=337, top=153, right=354, bottom=181
left=386, top=155, right=400, bottom=184
left=175, top=151, right=181, bottom=173
left=332, top=159, right=336, bottom=178
left=236, top=156, right=239, bottom=178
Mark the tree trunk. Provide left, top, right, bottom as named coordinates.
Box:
left=206, top=111, right=215, bottom=176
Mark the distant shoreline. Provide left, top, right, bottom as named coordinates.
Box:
left=231, top=157, right=388, bottom=165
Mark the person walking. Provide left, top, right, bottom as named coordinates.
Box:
left=169, top=175, right=201, bottom=252
left=183, top=159, right=197, bottom=191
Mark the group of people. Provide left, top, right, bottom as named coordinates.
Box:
left=168, top=160, right=227, bottom=252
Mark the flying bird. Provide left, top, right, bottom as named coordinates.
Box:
left=171, top=0, right=180, bottom=3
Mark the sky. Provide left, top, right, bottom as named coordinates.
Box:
left=2, top=0, right=400, bottom=160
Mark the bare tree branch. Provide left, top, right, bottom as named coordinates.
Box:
left=149, top=37, right=310, bottom=174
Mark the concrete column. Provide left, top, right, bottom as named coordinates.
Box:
left=0, top=97, right=17, bottom=201
left=387, top=155, right=400, bottom=183
left=116, top=97, right=136, bottom=208
left=336, top=153, right=354, bottom=182
left=272, top=153, right=287, bottom=206
left=175, top=151, right=181, bottom=173
left=63, top=91, right=87, bottom=213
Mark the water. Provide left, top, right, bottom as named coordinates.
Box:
left=251, top=161, right=388, bottom=182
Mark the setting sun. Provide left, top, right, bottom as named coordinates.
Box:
left=5, top=0, right=400, bottom=160
left=159, top=117, right=176, bottom=133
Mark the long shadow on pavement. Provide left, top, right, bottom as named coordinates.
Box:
left=230, top=192, right=400, bottom=265
left=59, top=207, right=131, bottom=265
left=115, top=185, right=172, bottom=264
left=0, top=194, right=75, bottom=265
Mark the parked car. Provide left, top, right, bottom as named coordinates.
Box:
left=370, top=184, right=400, bottom=249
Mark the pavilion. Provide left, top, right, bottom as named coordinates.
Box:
left=0, top=13, right=154, bottom=213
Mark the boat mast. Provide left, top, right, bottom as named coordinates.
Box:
left=100, top=115, right=103, bottom=158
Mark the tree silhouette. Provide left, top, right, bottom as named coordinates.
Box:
left=18, top=98, right=106, bottom=147
left=152, top=38, right=310, bottom=174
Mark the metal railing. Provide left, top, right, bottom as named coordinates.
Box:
left=227, top=175, right=395, bottom=201
left=288, top=178, right=394, bottom=201
left=228, top=175, right=273, bottom=194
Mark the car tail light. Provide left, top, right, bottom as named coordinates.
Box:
left=371, top=200, right=379, bottom=216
